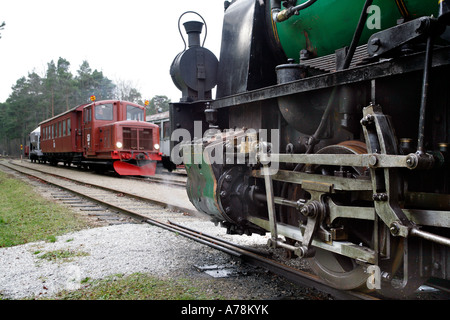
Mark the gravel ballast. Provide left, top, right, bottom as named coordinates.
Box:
left=0, top=221, right=326, bottom=300
left=0, top=223, right=229, bottom=299
left=0, top=161, right=328, bottom=300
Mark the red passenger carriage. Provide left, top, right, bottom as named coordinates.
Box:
left=39, top=100, right=161, bottom=176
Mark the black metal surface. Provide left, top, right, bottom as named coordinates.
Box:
left=216, top=0, right=278, bottom=98
left=170, top=21, right=218, bottom=102
left=417, top=36, right=434, bottom=154
left=211, top=46, right=450, bottom=110
left=439, top=0, right=450, bottom=25
left=367, top=17, right=446, bottom=58
left=169, top=101, right=209, bottom=152
left=342, top=0, right=373, bottom=70
left=275, top=59, right=305, bottom=84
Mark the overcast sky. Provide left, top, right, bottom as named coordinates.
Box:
left=0, top=0, right=224, bottom=103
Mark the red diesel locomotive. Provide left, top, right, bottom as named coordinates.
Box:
left=39, top=99, right=161, bottom=176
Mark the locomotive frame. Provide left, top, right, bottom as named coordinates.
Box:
left=170, top=1, right=450, bottom=296
left=39, top=99, right=161, bottom=176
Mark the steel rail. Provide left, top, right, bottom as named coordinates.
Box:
left=3, top=160, right=198, bottom=217
left=1, top=160, right=378, bottom=300
left=158, top=220, right=378, bottom=300
left=127, top=175, right=187, bottom=188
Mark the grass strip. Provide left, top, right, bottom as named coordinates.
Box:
left=49, top=273, right=225, bottom=300
left=0, top=170, right=90, bottom=247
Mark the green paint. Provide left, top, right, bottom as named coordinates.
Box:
left=272, top=0, right=438, bottom=60
left=184, top=145, right=223, bottom=220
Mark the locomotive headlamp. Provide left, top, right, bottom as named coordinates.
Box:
left=116, top=141, right=123, bottom=149
left=154, top=143, right=160, bottom=150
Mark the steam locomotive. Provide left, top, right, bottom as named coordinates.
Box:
left=38, top=99, right=161, bottom=176
left=169, top=0, right=450, bottom=297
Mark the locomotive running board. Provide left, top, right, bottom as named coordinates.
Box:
left=113, top=161, right=156, bottom=176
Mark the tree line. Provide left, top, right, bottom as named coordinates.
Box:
left=0, top=57, right=170, bottom=156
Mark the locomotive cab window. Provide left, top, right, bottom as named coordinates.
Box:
left=95, top=104, right=114, bottom=121
left=126, top=105, right=144, bottom=121
left=85, top=106, right=92, bottom=123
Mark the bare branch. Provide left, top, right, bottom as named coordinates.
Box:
left=0, top=21, right=5, bottom=39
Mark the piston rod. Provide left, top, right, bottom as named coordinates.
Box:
left=410, top=227, right=450, bottom=247
left=417, top=35, right=434, bottom=154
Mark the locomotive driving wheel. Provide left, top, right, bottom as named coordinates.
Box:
left=285, top=141, right=404, bottom=292
left=303, top=141, right=375, bottom=290
left=299, top=141, right=426, bottom=296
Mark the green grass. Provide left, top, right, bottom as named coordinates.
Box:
left=49, top=273, right=225, bottom=300
left=0, top=170, right=90, bottom=247
left=34, top=249, right=90, bottom=262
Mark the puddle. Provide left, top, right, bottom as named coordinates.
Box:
left=194, top=263, right=260, bottom=278
left=194, top=264, right=240, bottom=278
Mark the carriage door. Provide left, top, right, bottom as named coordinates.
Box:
left=76, top=111, right=83, bottom=151
left=83, top=106, right=94, bottom=156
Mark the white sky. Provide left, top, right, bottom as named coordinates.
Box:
left=0, top=0, right=224, bottom=103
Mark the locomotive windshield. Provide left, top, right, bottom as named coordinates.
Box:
left=126, top=105, right=144, bottom=121
left=95, top=103, right=114, bottom=121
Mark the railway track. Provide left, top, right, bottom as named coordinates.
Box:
left=4, top=160, right=196, bottom=216
left=127, top=173, right=187, bottom=189
left=2, top=159, right=444, bottom=300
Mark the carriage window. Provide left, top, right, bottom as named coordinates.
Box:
left=163, top=121, right=170, bottom=139
left=95, top=104, right=114, bottom=120
left=156, top=124, right=161, bottom=138
left=126, top=105, right=144, bottom=121
left=67, top=119, right=71, bottom=135
left=63, top=120, right=66, bottom=136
